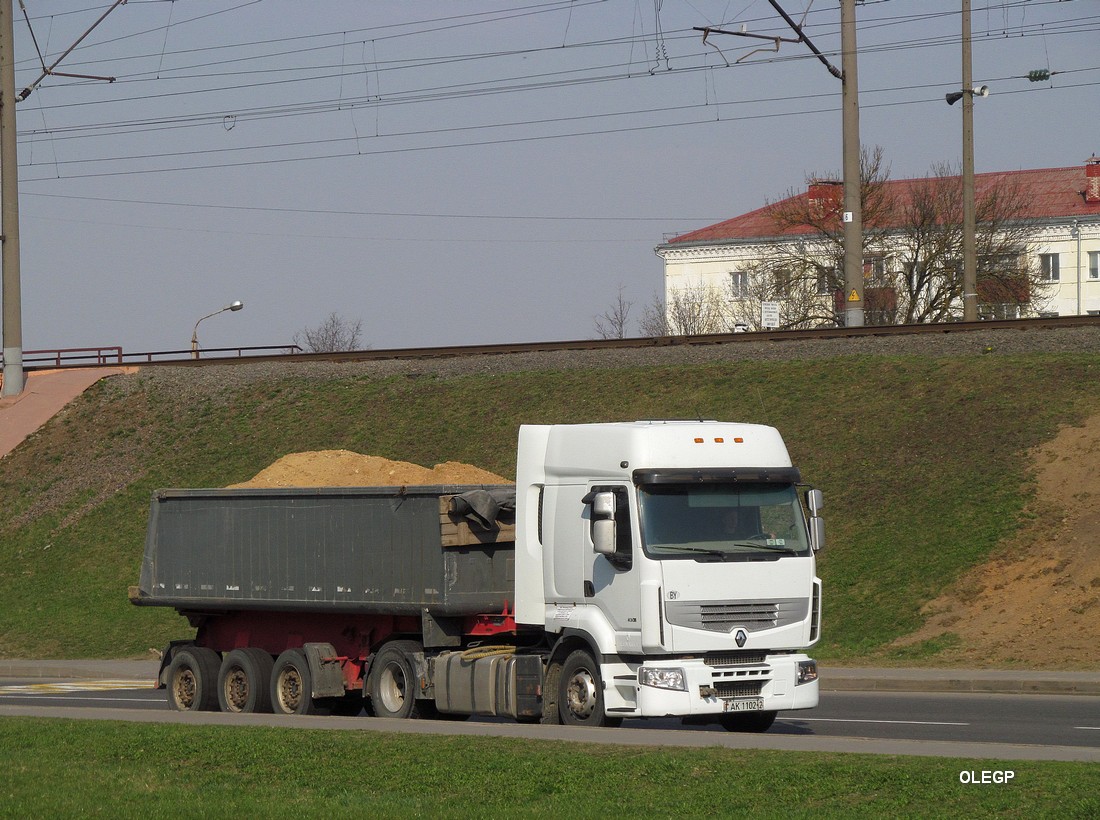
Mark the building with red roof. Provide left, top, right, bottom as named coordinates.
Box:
left=655, top=157, right=1100, bottom=329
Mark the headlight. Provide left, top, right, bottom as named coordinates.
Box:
left=639, top=666, right=686, bottom=691
left=797, top=659, right=817, bottom=686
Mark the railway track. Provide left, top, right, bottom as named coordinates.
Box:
left=25, top=314, right=1100, bottom=371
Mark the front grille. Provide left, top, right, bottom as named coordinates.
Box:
left=666, top=598, right=809, bottom=633
left=714, top=680, right=764, bottom=698
left=705, top=651, right=767, bottom=667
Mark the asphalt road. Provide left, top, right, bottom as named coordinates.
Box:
left=2, top=677, right=1097, bottom=761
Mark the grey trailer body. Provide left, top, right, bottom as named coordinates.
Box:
left=132, top=485, right=516, bottom=616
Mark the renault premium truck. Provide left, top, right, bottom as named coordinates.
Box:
left=131, top=420, right=823, bottom=731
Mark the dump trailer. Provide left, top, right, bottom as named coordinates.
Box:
left=132, top=420, right=824, bottom=730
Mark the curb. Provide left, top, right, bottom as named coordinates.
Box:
left=819, top=667, right=1100, bottom=697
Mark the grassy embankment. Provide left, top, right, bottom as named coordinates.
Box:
left=2, top=353, right=1099, bottom=662
left=4, top=354, right=1100, bottom=814
left=1, top=718, right=1096, bottom=818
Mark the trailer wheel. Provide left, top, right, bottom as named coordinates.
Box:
left=719, top=710, right=777, bottom=733
left=270, top=649, right=324, bottom=715
left=167, top=646, right=220, bottom=712
left=368, top=641, right=424, bottom=720
left=557, top=649, right=621, bottom=727
left=217, top=648, right=274, bottom=714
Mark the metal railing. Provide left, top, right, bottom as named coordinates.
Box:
left=4, top=345, right=301, bottom=369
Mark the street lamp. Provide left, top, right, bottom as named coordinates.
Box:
left=190, top=300, right=243, bottom=359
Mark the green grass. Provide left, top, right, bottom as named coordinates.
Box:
left=2, top=353, right=1099, bottom=662
left=1, top=718, right=1096, bottom=818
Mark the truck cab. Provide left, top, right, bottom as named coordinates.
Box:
left=515, top=420, right=822, bottom=729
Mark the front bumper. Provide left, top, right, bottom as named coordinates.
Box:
left=605, top=654, right=818, bottom=718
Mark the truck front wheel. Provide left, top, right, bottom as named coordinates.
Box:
left=166, top=646, right=220, bottom=712
left=368, top=641, right=424, bottom=720
left=217, top=648, right=274, bottom=714
left=557, top=649, right=621, bottom=728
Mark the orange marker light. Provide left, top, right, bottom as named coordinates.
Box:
left=714, top=438, right=724, bottom=443
left=694, top=438, right=704, bottom=443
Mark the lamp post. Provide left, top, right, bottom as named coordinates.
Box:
left=190, top=300, right=243, bottom=359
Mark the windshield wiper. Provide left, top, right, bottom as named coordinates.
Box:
left=656, top=545, right=728, bottom=558
left=729, top=541, right=799, bottom=554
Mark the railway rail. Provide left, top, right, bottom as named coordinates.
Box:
left=19, top=314, right=1100, bottom=372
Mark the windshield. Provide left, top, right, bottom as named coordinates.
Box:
left=638, top=482, right=810, bottom=560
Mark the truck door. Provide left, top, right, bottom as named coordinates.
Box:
left=586, top=484, right=642, bottom=653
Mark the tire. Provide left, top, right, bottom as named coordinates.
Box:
left=557, top=649, right=621, bottom=727
left=166, top=646, right=221, bottom=712
left=217, top=648, right=275, bottom=714
left=368, top=641, right=425, bottom=720
left=270, top=648, right=333, bottom=716
left=719, top=710, right=777, bottom=733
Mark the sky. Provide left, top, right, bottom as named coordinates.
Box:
left=3, top=0, right=1098, bottom=355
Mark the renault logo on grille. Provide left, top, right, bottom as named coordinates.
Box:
left=734, top=628, right=748, bottom=647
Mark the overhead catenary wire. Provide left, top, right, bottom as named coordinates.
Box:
left=12, top=1, right=1098, bottom=184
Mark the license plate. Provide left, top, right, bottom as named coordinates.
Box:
left=723, top=697, right=764, bottom=713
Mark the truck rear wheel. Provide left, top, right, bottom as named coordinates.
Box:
left=217, top=648, right=274, bottom=714
left=271, top=649, right=324, bottom=715
left=368, top=641, right=425, bottom=720
left=167, top=646, right=220, bottom=712
left=557, top=649, right=621, bottom=728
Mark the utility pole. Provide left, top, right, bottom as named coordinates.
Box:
left=697, top=1, right=863, bottom=328
left=961, top=0, right=977, bottom=321
left=840, top=0, right=863, bottom=327
left=0, top=0, right=123, bottom=396
left=1, top=0, right=23, bottom=397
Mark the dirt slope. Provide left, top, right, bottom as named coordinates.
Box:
left=898, top=415, right=1100, bottom=668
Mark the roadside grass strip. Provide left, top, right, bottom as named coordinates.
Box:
left=0, top=680, right=153, bottom=695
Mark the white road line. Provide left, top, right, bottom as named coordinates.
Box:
left=1075, top=726, right=1100, bottom=730
left=790, top=717, right=970, bottom=727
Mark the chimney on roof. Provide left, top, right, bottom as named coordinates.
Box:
left=1086, top=155, right=1100, bottom=204
left=807, top=179, right=842, bottom=216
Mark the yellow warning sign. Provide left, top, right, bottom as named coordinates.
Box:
left=847, top=289, right=860, bottom=302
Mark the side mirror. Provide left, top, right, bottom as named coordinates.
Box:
left=592, top=491, right=617, bottom=556
left=806, top=488, right=823, bottom=516
left=592, top=491, right=616, bottom=518
left=593, top=518, right=617, bottom=556
left=809, top=517, right=825, bottom=552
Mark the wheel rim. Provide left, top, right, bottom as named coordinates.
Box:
left=276, top=666, right=304, bottom=712
left=223, top=667, right=249, bottom=712
left=378, top=662, right=407, bottom=714
left=565, top=667, right=598, bottom=720
left=173, top=668, right=197, bottom=710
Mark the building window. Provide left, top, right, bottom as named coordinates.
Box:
left=1040, top=253, right=1060, bottom=282
left=862, top=256, right=887, bottom=286
left=772, top=267, right=791, bottom=296
left=1090, top=251, right=1099, bottom=280
left=729, top=270, right=749, bottom=299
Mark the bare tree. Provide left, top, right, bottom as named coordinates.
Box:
left=594, top=285, right=634, bottom=339
left=639, top=286, right=727, bottom=337
left=638, top=291, right=670, bottom=336
left=294, top=312, right=365, bottom=353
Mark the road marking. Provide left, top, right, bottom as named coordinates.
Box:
left=1075, top=726, right=1100, bottom=731
left=0, top=694, right=157, bottom=704
left=791, top=717, right=970, bottom=727
left=0, top=680, right=154, bottom=695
